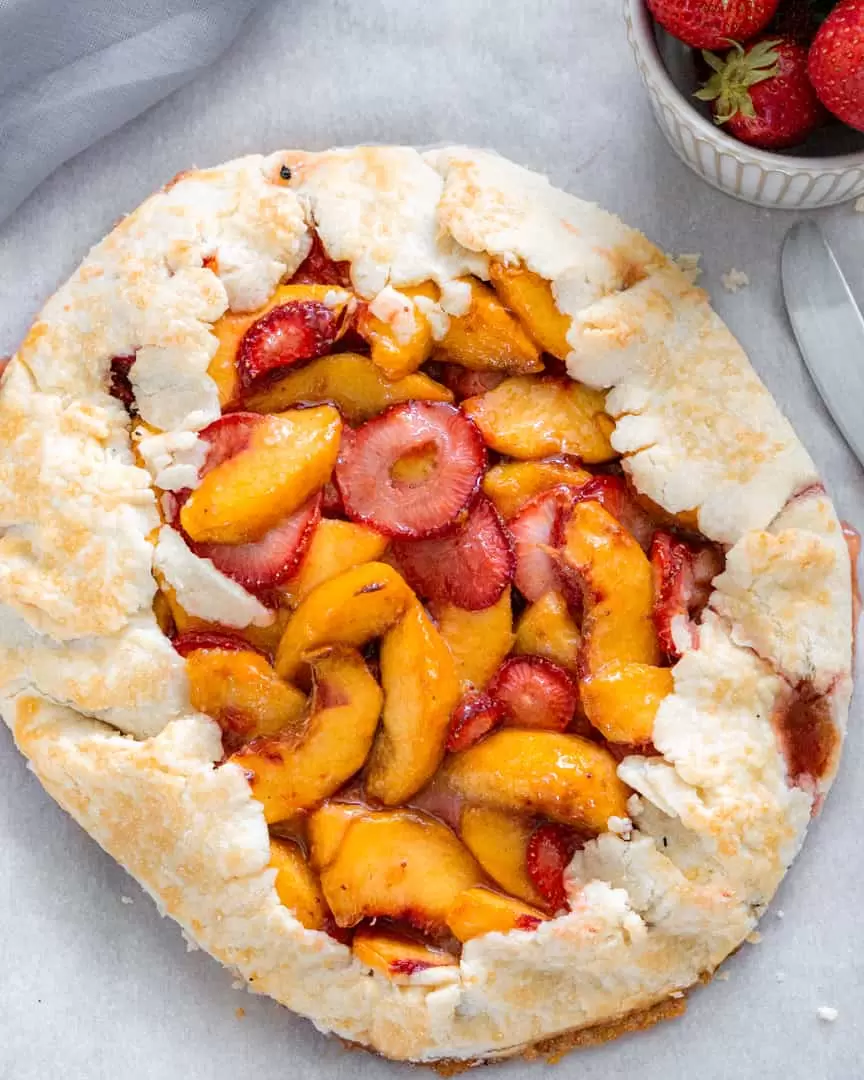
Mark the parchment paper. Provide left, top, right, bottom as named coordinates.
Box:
left=0, top=2, right=861, bottom=1077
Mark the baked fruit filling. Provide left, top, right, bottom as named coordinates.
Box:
left=124, top=236, right=727, bottom=978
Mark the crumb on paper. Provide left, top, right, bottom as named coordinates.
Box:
left=817, top=1006, right=838, bottom=1022
left=716, top=970, right=730, bottom=982
left=776, top=972, right=786, bottom=983
left=231, top=980, right=245, bottom=991
left=673, top=252, right=702, bottom=283
left=746, top=931, right=762, bottom=944
left=235, top=1007, right=246, bottom=1020
left=776, top=909, right=785, bottom=919
left=855, top=197, right=864, bottom=213
left=721, top=268, right=750, bottom=293
left=120, top=895, right=134, bottom=905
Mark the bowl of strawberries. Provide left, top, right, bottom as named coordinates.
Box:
left=624, top=0, right=864, bottom=207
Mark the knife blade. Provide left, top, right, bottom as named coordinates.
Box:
left=781, top=221, right=864, bottom=468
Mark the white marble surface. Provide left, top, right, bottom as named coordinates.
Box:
left=0, top=1, right=862, bottom=1077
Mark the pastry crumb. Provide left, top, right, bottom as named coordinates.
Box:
left=746, top=931, right=762, bottom=944
left=120, top=895, right=134, bottom=905
left=721, top=268, right=750, bottom=293
left=715, top=970, right=730, bottom=982
left=776, top=909, right=785, bottom=919
left=855, top=196, right=864, bottom=213
left=673, top=253, right=702, bottom=283
left=817, top=1006, right=838, bottom=1022
left=235, top=1007, right=246, bottom=1020
left=231, top=979, right=245, bottom=990
left=776, top=971, right=786, bottom=983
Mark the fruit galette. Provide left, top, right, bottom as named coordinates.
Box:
left=0, top=147, right=855, bottom=1063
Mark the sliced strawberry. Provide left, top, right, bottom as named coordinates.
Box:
left=526, top=823, right=580, bottom=912
left=571, top=474, right=655, bottom=552
left=651, top=531, right=723, bottom=659
left=334, top=401, right=485, bottom=539
left=321, top=479, right=346, bottom=518
left=488, top=655, right=579, bottom=731
left=391, top=496, right=513, bottom=610
left=237, top=301, right=340, bottom=387
left=290, top=233, right=352, bottom=287
left=172, top=631, right=261, bottom=657
left=108, top=354, right=137, bottom=415
left=508, top=486, right=575, bottom=602
left=446, top=692, right=505, bottom=752
left=192, top=494, right=321, bottom=590
left=197, top=411, right=262, bottom=474
left=436, top=364, right=506, bottom=401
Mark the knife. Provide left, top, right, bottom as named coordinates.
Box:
left=781, top=221, right=864, bottom=468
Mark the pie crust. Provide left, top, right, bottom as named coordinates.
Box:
left=0, top=147, right=854, bottom=1062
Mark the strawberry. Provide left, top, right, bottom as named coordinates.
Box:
left=192, top=494, right=322, bottom=590
left=570, top=474, right=655, bottom=551
left=237, top=301, right=341, bottom=387
left=435, top=364, right=506, bottom=401
left=172, top=630, right=261, bottom=657
left=508, top=486, right=575, bottom=602
left=488, top=655, right=579, bottom=732
left=390, top=495, right=514, bottom=610
left=290, top=233, right=352, bottom=287
left=808, top=0, right=864, bottom=132
left=526, top=823, right=580, bottom=912
left=646, top=0, right=779, bottom=50
left=651, top=531, right=724, bottom=658
left=321, top=479, right=346, bottom=518
left=334, top=401, right=486, bottom=539
left=197, top=411, right=261, bottom=473
left=695, top=37, right=825, bottom=149
left=108, top=354, right=137, bottom=415
left=446, top=692, right=505, bottom=752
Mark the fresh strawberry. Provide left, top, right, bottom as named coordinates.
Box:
left=334, top=401, right=485, bottom=538
left=192, top=494, right=322, bottom=590
left=488, top=655, right=579, bottom=732
left=808, top=0, right=864, bottom=132
left=391, top=495, right=514, bottom=610
left=290, top=233, right=352, bottom=287
left=646, top=0, right=779, bottom=50
left=435, top=364, right=506, bottom=401
left=108, top=354, right=137, bottom=415
left=571, top=475, right=655, bottom=551
left=237, top=301, right=341, bottom=387
left=651, top=531, right=724, bottom=658
left=446, top=692, right=505, bottom=752
left=172, top=630, right=261, bottom=657
left=695, top=37, right=825, bottom=149
left=526, top=823, right=579, bottom=912
left=508, top=486, right=575, bottom=602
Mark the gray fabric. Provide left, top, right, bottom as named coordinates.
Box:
left=0, top=0, right=259, bottom=222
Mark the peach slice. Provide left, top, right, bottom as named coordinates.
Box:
left=365, top=600, right=461, bottom=804
left=207, top=283, right=352, bottom=407
left=352, top=928, right=458, bottom=982
left=463, top=376, right=616, bottom=463
left=488, top=261, right=572, bottom=360
left=307, top=801, right=366, bottom=869
left=185, top=646, right=305, bottom=748
left=561, top=500, right=661, bottom=672
left=231, top=647, right=382, bottom=823
left=274, top=562, right=412, bottom=683
left=580, top=660, right=672, bottom=745
left=514, top=591, right=581, bottom=675
left=308, top=806, right=483, bottom=931
left=357, top=283, right=439, bottom=380
left=244, top=352, right=453, bottom=423
left=442, top=729, right=629, bottom=833
left=280, top=519, right=389, bottom=609
left=436, top=279, right=543, bottom=374
left=460, top=806, right=546, bottom=907
left=482, top=458, right=591, bottom=520
left=269, top=836, right=328, bottom=931
left=428, top=588, right=514, bottom=692
left=180, top=406, right=342, bottom=545
left=446, top=887, right=547, bottom=942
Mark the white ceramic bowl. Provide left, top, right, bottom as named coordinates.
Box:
left=624, top=0, right=864, bottom=209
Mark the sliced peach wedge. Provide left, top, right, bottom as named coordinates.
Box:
left=446, top=887, right=547, bottom=943
left=580, top=661, right=672, bottom=746
left=442, top=729, right=629, bottom=833
left=180, top=407, right=342, bottom=545
left=365, top=599, right=461, bottom=805
left=230, top=647, right=382, bottom=823
left=274, top=562, right=413, bottom=683
left=463, top=376, right=616, bottom=463
left=308, top=805, right=483, bottom=932
left=488, top=261, right=573, bottom=361
left=428, top=588, right=514, bottom=692
left=459, top=806, right=546, bottom=908
left=436, top=279, right=543, bottom=374
left=244, top=352, right=453, bottom=423
left=357, top=283, right=438, bottom=380
left=352, top=928, right=458, bottom=983
left=482, top=458, right=591, bottom=520
left=269, top=836, right=328, bottom=931
left=280, top=519, right=389, bottom=609
left=514, top=591, right=581, bottom=675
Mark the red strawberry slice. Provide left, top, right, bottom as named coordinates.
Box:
left=526, top=823, right=580, bottom=912
left=651, top=531, right=723, bottom=658
left=509, top=486, right=575, bottom=602
left=108, top=354, right=137, bottom=415
left=193, top=494, right=322, bottom=591
left=197, top=411, right=262, bottom=474
left=391, top=496, right=514, bottom=610
left=334, top=401, right=486, bottom=539
left=571, top=474, right=655, bottom=552
left=488, top=655, right=579, bottom=731
left=237, top=301, right=341, bottom=387
left=436, top=364, right=506, bottom=401
left=290, top=233, right=352, bottom=287
left=172, top=630, right=262, bottom=657
left=446, top=692, right=505, bottom=752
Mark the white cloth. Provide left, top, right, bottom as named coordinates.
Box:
left=0, top=0, right=259, bottom=222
